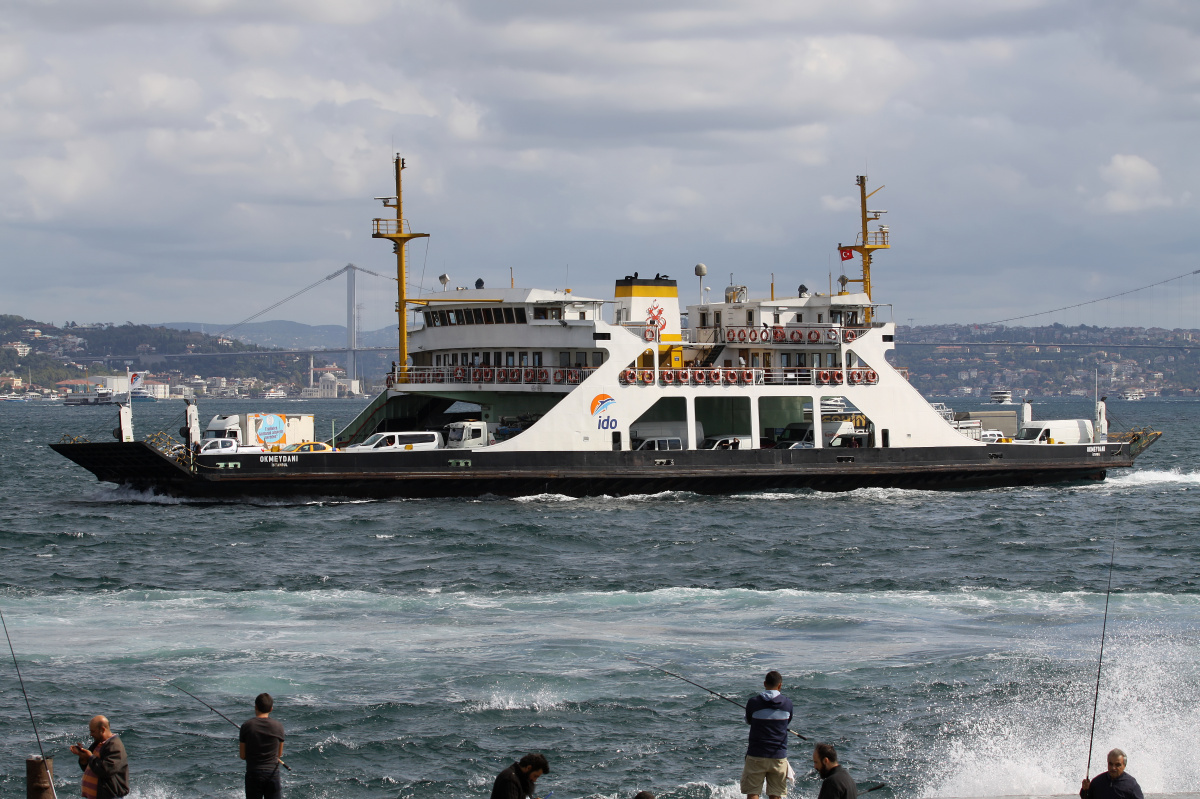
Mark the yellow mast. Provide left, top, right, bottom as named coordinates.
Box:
left=372, top=155, right=429, bottom=376
left=836, top=175, right=889, bottom=323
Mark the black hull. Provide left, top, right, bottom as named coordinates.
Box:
left=50, top=441, right=1133, bottom=499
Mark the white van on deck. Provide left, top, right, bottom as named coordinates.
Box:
left=344, top=432, right=444, bottom=452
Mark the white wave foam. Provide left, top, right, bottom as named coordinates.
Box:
left=464, top=688, right=564, bottom=712
left=374, top=534, right=396, bottom=539
left=919, top=627, right=1200, bottom=797
left=512, top=493, right=578, bottom=503
left=1107, top=468, right=1200, bottom=487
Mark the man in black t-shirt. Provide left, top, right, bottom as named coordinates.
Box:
left=239, top=693, right=285, bottom=799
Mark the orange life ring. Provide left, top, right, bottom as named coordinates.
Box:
left=741, top=369, right=753, bottom=383
left=709, top=369, right=721, bottom=383
left=726, top=328, right=738, bottom=342
left=849, top=370, right=862, bottom=384
left=484, top=368, right=494, bottom=381
left=825, top=328, right=839, bottom=342
left=566, top=369, right=579, bottom=383
left=524, top=368, right=535, bottom=382
left=773, top=326, right=786, bottom=342
left=724, top=369, right=737, bottom=383
left=748, top=329, right=758, bottom=343
left=622, top=369, right=635, bottom=383
left=677, top=369, right=690, bottom=384
left=434, top=370, right=445, bottom=383
left=694, top=369, right=707, bottom=384
left=808, top=330, right=821, bottom=342
left=471, top=368, right=482, bottom=382
left=539, top=368, right=549, bottom=382
left=818, top=370, right=829, bottom=383
left=385, top=374, right=395, bottom=388
left=497, top=369, right=507, bottom=383
left=832, top=371, right=844, bottom=384
left=866, top=370, right=878, bottom=383
left=454, top=367, right=466, bottom=381
left=644, top=327, right=656, bottom=342
left=737, top=329, right=747, bottom=343
left=554, top=370, right=565, bottom=383
left=791, top=330, right=803, bottom=342
left=663, top=370, right=675, bottom=384
left=640, top=370, right=654, bottom=383
left=843, top=329, right=858, bottom=343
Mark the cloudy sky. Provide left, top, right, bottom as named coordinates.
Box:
left=4, top=0, right=1200, bottom=332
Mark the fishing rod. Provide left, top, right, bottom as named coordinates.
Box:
left=1, top=607, right=58, bottom=799
left=628, top=658, right=807, bottom=740
left=157, top=678, right=291, bottom=771
left=1084, top=538, right=1118, bottom=779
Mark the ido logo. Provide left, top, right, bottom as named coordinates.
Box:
left=255, top=414, right=287, bottom=444
left=591, top=394, right=618, bottom=430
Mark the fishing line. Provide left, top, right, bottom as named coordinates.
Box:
left=1085, top=536, right=1118, bottom=779
left=1, top=606, right=58, bottom=799
left=157, top=678, right=291, bottom=771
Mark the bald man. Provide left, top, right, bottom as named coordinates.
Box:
left=70, top=715, right=129, bottom=799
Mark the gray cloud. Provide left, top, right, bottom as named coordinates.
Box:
left=2, top=0, right=1199, bottom=330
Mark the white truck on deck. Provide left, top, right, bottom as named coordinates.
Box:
left=204, top=413, right=315, bottom=451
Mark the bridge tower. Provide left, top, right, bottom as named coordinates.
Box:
left=371, top=156, right=429, bottom=371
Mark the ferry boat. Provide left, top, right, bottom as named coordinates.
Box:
left=50, top=163, right=1161, bottom=499
left=990, top=389, right=1013, bottom=404
left=1121, top=388, right=1146, bottom=401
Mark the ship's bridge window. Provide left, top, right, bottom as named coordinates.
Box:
left=714, top=311, right=722, bottom=327
left=578, top=312, right=586, bottom=320
left=831, top=311, right=842, bottom=325
left=437, top=310, right=449, bottom=326
left=533, top=307, right=549, bottom=320
left=503, top=307, right=516, bottom=324
left=747, top=310, right=755, bottom=326
left=516, top=308, right=528, bottom=323
left=699, top=312, right=708, bottom=328
left=472, top=308, right=485, bottom=324
left=773, top=312, right=780, bottom=324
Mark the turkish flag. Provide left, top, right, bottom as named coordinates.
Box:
left=840, top=248, right=854, bottom=261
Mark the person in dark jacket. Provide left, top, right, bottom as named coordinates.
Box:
left=1081, top=749, right=1144, bottom=799
left=240, top=692, right=286, bottom=799
left=740, top=670, right=794, bottom=799
left=813, top=743, right=856, bottom=799
left=490, top=753, right=550, bottom=799
left=70, top=715, right=129, bottom=799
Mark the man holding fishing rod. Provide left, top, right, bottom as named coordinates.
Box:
left=240, top=693, right=286, bottom=799
left=741, top=670, right=793, bottom=799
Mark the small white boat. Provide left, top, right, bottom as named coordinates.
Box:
left=1121, top=388, right=1146, bottom=401
left=990, top=389, right=1013, bottom=404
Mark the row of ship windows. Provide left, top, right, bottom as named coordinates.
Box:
left=695, top=309, right=861, bottom=328
left=421, top=351, right=858, bottom=369
left=427, top=351, right=608, bottom=368
left=423, top=307, right=591, bottom=327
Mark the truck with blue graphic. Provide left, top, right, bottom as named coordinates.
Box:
left=203, top=413, right=315, bottom=451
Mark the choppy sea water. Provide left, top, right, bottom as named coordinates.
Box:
left=0, top=397, right=1197, bottom=799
